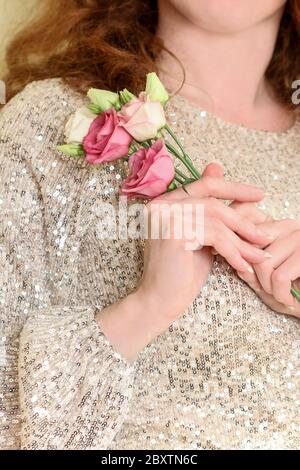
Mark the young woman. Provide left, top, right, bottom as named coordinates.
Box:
left=1, top=0, right=300, bottom=450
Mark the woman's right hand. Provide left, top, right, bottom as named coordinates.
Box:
left=137, top=169, right=272, bottom=323
left=97, top=166, right=272, bottom=360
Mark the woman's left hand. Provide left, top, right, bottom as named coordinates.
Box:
left=235, top=216, right=300, bottom=317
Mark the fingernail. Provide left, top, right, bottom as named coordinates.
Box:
left=264, top=192, right=272, bottom=197
left=249, top=283, right=261, bottom=293
left=253, top=247, right=272, bottom=258
left=243, top=262, right=254, bottom=273
left=253, top=247, right=265, bottom=255
left=288, top=306, right=295, bottom=311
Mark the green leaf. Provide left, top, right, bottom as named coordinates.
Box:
left=57, top=144, right=85, bottom=157
left=87, top=103, right=103, bottom=115
left=167, top=180, right=178, bottom=192
left=119, top=88, right=136, bottom=105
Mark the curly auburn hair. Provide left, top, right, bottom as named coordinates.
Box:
left=2, top=0, right=300, bottom=108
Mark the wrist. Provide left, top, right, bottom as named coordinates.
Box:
left=96, top=289, right=171, bottom=361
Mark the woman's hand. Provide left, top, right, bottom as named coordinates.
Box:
left=236, top=217, right=300, bottom=317
left=98, top=165, right=273, bottom=360
left=139, top=168, right=271, bottom=321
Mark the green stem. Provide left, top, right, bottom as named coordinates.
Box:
left=291, top=287, right=300, bottom=303
left=164, top=123, right=187, bottom=158
left=140, top=141, right=150, bottom=149
left=175, top=168, right=194, bottom=183
left=164, top=124, right=201, bottom=179
left=175, top=175, right=186, bottom=185
left=165, top=141, right=200, bottom=180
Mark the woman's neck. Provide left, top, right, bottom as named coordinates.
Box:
left=156, top=1, right=293, bottom=131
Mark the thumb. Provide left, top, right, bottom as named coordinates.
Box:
left=202, top=162, right=224, bottom=178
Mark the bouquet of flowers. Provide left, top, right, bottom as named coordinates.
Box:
left=57, top=73, right=300, bottom=303
left=57, top=72, right=200, bottom=199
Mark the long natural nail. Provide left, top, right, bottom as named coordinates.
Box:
left=243, top=262, right=254, bottom=273
left=249, top=283, right=261, bottom=293
left=253, top=247, right=271, bottom=258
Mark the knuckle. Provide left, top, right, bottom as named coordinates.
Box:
left=210, top=217, right=223, bottom=233
left=206, top=197, right=220, bottom=214
left=272, top=269, right=287, bottom=284
left=202, top=176, right=215, bottom=192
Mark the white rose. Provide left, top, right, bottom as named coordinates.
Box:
left=65, top=106, right=96, bottom=144
left=120, top=96, right=166, bottom=142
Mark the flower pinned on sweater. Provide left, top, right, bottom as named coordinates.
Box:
left=64, top=106, right=96, bottom=144
left=83, top=108, right=132, bottom=164
left=121, top=139, right=175, bottom=198
left=58, top=72, right=199, bottom=188
left=119, top=92, right=166, bottom=142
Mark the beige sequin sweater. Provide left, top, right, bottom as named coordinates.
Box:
left=0, top=79, right=300, bottom=450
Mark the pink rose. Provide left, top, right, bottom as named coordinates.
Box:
left=83, top=108, right=132, bottom=164
left=121, top=139, right=175, bottom=199
left=119, top=92, right=166, bottom=142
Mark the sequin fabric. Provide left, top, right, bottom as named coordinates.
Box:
left=0, top=79, right=300, bottom=450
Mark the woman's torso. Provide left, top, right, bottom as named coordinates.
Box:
left=1, top=79, right=300, bottom=449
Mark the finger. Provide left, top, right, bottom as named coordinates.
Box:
left=237, top=269, right=300, bottom=316
left=237, top=270, right=262, bottom=293
left=250, top=287, right=300, bottom=317
left=211, top=240, right=270, bottom=264
left=202, top=162, right=224, bottom=178
left=271, top=249, right=300, bottom=306
left=254, top=235, right=298, bottom=294
left=192, top=176, right=265, bottom=201
left=203, top=198, right=273, bottom=247
left=168, top=176, right=265, bottom=202
left=236, top=236, right=273, bottom=264
left=230, top=202, right=272, bottom=225
left=256, top=219, right=300, bottom=243
left=204, top=218, right=255, bottom=273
